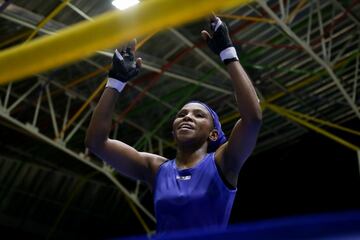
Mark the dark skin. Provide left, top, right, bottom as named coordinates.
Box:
left=85, top=17, right=262, bottom=189
left=172, top=103, right=218, bottom=169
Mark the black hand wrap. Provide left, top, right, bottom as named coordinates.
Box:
left=206, top=17, right=238, bottom=65
left=108, top=48, right=139, bottom=83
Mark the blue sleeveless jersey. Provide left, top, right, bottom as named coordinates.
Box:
left=154, top=153, right=237, bottom=233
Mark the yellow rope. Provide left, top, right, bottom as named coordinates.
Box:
left=0, top=0, right=252, bottom=85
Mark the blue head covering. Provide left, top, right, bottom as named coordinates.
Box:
left=188, top=101, right=227, bottom=152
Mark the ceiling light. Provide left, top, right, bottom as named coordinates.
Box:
left=112, top=0, right=140, bottom=10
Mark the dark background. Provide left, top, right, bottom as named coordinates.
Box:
left=232, top=118, right=359, bottom=223
left=0, top=120, right=359, bottom=239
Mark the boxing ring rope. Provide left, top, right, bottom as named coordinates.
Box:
left=121, top=211, right=360, bottom=239
left=0, top=0, right=252, bottom=85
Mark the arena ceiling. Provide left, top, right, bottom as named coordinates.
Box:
left=0, top=0, right=359, bottom=239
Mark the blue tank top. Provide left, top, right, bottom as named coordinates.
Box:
left=154, top=153, right=237, bottom=233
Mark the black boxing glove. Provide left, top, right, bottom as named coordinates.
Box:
left=106, top=47, right=141, bottom=92
left=203, top=17, right=239, bottom=65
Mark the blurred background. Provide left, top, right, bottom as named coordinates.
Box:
left=0, top=0, right=359, bottom=239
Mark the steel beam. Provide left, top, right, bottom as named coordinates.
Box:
left=316, top=0, right=328, bottom=60
left=0, top=108, right=156, bottom=222
left=0, top=4, right=232, bottom=96
left=7, top=81, right=41, bottom=113
left=257, top=0, right=360, bottom=119
left=32, top=84, right=44, bottom=126
left=45, top=84, right=59, bottom=137
left=331, top=0, right=360, bottom=27
left=352, top=42, right=359, bottom=102
left=64, top=108, right=92, bottom=144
